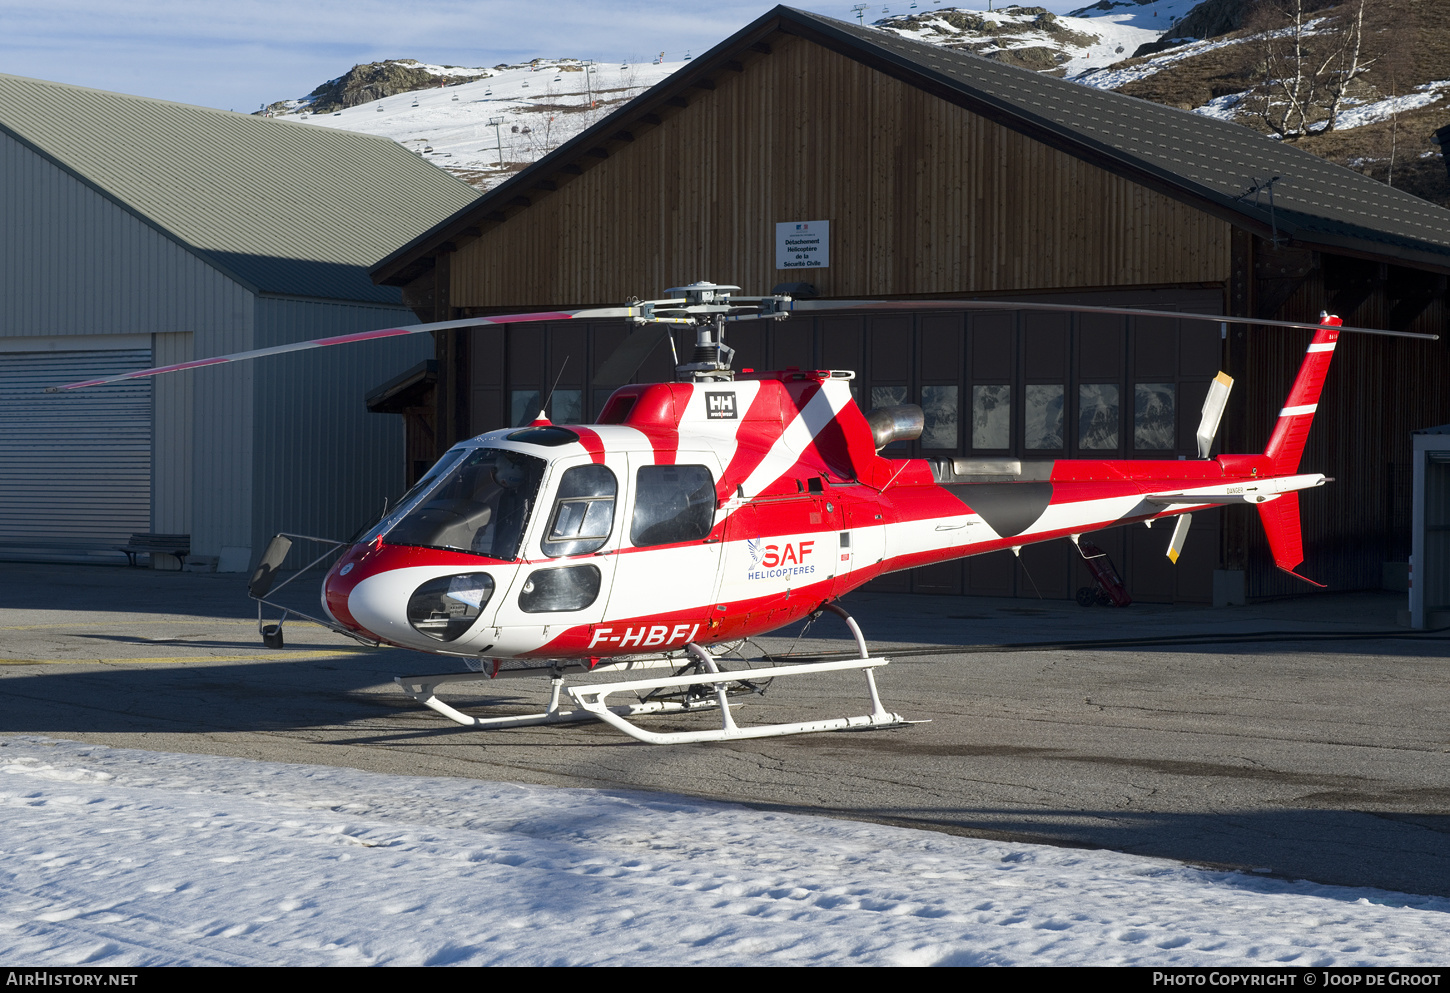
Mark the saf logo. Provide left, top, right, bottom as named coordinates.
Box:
left=759, top=540, right=814, bottom=568
left=747, top=539, right=817, bottom=579
left=705, top=392, right=737, bottom=419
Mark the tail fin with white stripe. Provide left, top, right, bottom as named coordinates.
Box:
left=1256, top=313, right=1341, bottom=586
left=1263, top=313, right=1342, bottom=475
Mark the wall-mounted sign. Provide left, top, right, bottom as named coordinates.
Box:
left=776, top=220, right=830, bottom=270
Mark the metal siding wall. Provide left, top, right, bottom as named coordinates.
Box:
left=249, top=297, right=428, bottom=570
left=3, top=129, right=255, bottom=562
left=151, top=331, right=192, bottom=533
left=188, top=298, right=255, bottom=562
left=0, top=131, right=246, bottom=336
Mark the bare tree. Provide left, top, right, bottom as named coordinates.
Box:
left=1375, top=2, right=1417, bottom=186
left=1248, top=0, right=1375, bottom=139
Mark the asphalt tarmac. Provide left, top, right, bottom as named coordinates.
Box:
left=2, top=561, right=1448, bottom=897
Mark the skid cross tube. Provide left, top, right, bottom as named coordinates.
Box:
left=394, top=669, right=715, bottom=730
left=567, top=654, right=906, bottom=744
left=393, top=605, right=913, bottom=743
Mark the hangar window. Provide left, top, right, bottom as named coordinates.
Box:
left=972, top=385, right=1011, bottom=450
left=1024, top=385, right=1064, bottom=450
left=921, top=385, right=959, bottom=450
left=1078, top=385, right=1121, bottom=450
left=1134, top=383, right=1176, bottom=450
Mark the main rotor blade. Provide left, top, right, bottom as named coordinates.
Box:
left=47, top=306, right=640, bottom=392
left=592, top=324, right=674, bottom=386
left=783, top=299, right=1438, bottom=340
left=1195, top=372, right=1233, bottom=459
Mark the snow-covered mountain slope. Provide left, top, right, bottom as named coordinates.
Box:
left=270, top=58, right=685, bottom=190
left=262, top=5, right=1196, bottom=190
left=875, top=1, right=1201, bottom=77
left=262, top=3, right=1447, bottom=207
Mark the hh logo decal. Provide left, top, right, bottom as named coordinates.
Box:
left=706, top=392, right=737, bottom=419
left=747, top=539, right=816, bottom=581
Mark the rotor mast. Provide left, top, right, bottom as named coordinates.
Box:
left=638, top=281, right=791, bottom=382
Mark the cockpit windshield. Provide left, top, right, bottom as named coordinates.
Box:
left=356, top=446, right=468, bottom=543
left=377, top=448, right=546, bottom=559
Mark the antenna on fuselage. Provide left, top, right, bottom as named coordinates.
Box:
left=539, top=356, right=570, bottom=422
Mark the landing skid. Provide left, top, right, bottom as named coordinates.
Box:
left=393, top=603, right=914, bottom=744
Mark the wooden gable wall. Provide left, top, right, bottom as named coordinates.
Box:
left=448, top=34, right=1232, bottom=309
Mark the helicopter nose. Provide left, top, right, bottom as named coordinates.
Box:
left=322, top=544, right=377, bottom=639
left=324, top=544, right=503, bottom=649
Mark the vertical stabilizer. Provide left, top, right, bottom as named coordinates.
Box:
left=1256, top=492, right=1326, bottom=587
left=1263, top=314, right=1341, bottom=474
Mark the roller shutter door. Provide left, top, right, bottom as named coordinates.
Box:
left=0, top=349, right=152, bottom=556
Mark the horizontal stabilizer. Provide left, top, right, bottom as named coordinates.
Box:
left=1256, top=492, right=1326, bottom=587
left=1146, top=474, right=1326, bottom=507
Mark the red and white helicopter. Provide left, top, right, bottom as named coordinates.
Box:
left=53, top=283, right=1434, bottom=744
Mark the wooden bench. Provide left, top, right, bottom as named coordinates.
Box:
left=117, top=533, right=190, bottom=568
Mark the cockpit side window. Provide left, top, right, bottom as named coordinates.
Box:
left=630, top=464, right=715, bottom=547
left=542, top=464, right=617, bottom=557
left=383, top=448, right=545, bottom=560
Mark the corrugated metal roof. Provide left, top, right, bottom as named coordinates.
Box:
left=376, top=5, right=1450, bottom=284
left=0, top=73, right=480, bottom=302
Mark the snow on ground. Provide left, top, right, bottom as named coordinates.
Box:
left=1072, top=30, right=1249, bottom=89
left=2, top=735, right=1448, bottom=967
left=1191, top=76, right=1450, bottom=130
left=876, top=4, right=1195, bottom=79
left=291, top=59, right=684, bottom=190
left=1335, top=81, right=1450, bottom=130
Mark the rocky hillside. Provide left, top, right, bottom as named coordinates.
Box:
left=262, top=59, right=494, bottom=117
left=1085, top=0, right=1450, bottom=208
left=875, top=1, right=1202, bottom=76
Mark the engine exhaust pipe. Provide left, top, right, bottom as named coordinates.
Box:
left=865, top=404, right=923, bottom=450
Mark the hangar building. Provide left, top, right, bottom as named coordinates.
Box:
left=0, top=74, right=479, bottom=570
left=371, top=6, right=1450, bottom=602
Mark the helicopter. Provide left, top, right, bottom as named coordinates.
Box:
left=51, top=282, right=1435, bottom=744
